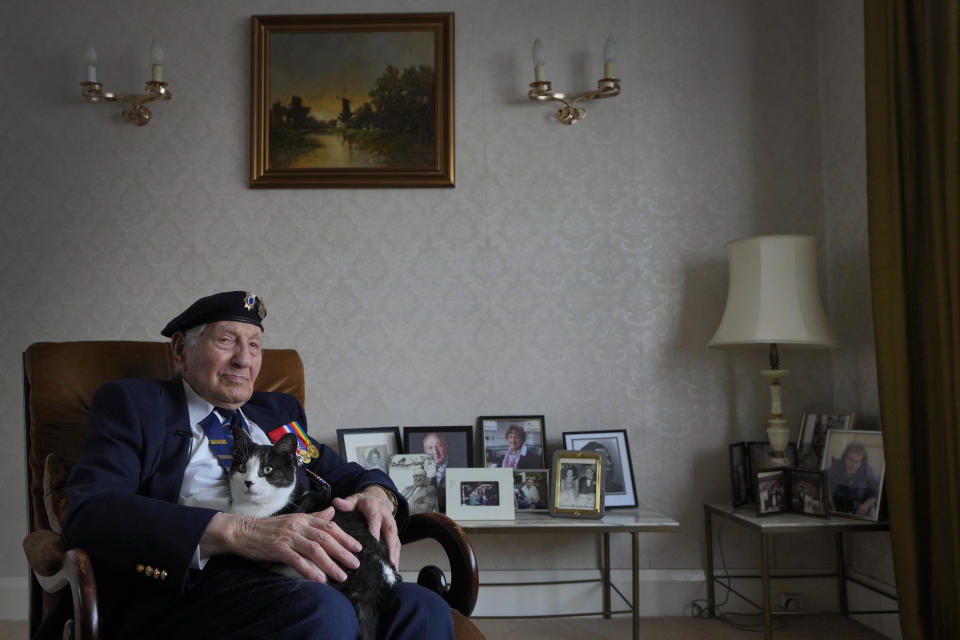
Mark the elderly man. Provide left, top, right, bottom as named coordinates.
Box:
left=60, top=291, right=453, bottom=640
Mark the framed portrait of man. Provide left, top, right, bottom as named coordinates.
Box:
left=403, top=425, right=473, bottom=511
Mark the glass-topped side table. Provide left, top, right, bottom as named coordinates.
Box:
left=703, top=502, right=897, bottom=640
left=458, top=508, right=679, bottom=640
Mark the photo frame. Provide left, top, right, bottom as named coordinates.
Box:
left=336, top=426, right=402, bottom=473
left=755, top=468, right=787, bottom=517
left=478, top=415, right=546, bottom=470
left=728, top=442, right=751, bottom=507
left=512, top=469, right=549, bottom=512
left=563, top=429, right=637, bottom=508
left=403, top=425, right=473, bottom=512
left=550, top=450, right=605, bottom=519
left=445, top=468, right=515, bottom=521
left=788, top=469, right=829, bottom=518
left=820, top=429, right=885, bottom=521
left=388, top=453, right=440, bottom=515
left=797, top=411, right=856, bottom=469
left=250, top=13, right=455, bottom=188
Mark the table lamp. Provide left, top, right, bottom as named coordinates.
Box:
left=708, top=235, right=837, bottom=466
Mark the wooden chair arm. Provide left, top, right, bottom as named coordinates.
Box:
left=400, top=512, right=479, bottom=616
left=23, top=531, right=100, bottom=640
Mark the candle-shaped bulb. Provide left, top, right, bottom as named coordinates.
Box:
left=603, top=35, right=617, bottom=78
left=151, top=38, right=164, bottom=82
left=532, top=38, right=546, bottom=82
left=83, top=40, right=97, bottom=83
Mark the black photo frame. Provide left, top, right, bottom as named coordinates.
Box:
left=336, top=426, right=402, bottom=472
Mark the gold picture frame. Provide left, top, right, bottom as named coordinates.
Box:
left=550, top=450, right=605, bottom=519
left=250, top=13, right=455, bottom=188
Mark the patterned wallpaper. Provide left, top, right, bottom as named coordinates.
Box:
left=1, top=0, right=887, bottom=596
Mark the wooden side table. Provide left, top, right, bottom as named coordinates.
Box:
left=703, top=502, right=897, bottom=639
left=458, top=508, right=679, bottom=640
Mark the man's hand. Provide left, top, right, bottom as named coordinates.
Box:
left=332, top=486, right=401, bottom=569
left=200, top=507, right=362, bottom=583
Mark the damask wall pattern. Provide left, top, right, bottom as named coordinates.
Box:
left=0, top=0, right=887, bottom=608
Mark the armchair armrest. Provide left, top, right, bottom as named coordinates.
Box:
left=400, top=512, right=479, bottom=617
left=23, top=530, right=100, bottom=640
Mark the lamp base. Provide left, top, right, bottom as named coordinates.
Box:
left=766, top=418, right=791, bottom=466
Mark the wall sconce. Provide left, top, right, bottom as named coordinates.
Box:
left=81, top=39, right=171, bottom=126
left=527, top=36, right=620, bottom=125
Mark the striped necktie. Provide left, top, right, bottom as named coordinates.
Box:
left=198, top=408, right=248, bottom=472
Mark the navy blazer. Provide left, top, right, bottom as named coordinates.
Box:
left=61, top=376, right=407, bottom=599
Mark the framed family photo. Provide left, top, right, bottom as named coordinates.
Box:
left=550, top=450, right=604, bottom=519
left=445, top=468, right=515, bottom=521
left=336, top=426, right=401, bottom=473
left=820, top=429, right=885, bottom=521
left=563, top=430, right=637, bottom=508
left=755, top=468, right=787, bottom=517
left=479, top=415, right=545, bottom=470
left=789, top=469, right=829, bottom=518
left=513, top=469, right=549, bottom=512
left=797, top=411, right=856, bottom=469
left=250, top=12, right=455, bottom=188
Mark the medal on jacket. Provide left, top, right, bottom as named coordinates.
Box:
left=268, top=421, right=328, bottom=489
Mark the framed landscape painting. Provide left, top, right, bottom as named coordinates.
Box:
left=250, top=13, right=455, bottom=188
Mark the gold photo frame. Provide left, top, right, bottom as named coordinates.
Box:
left=250, top=13, right=455, bottom=188
left=550, top=450, right=605, bottom=519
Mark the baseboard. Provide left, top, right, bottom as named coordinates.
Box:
left=0, top=577, right=27, bottom=621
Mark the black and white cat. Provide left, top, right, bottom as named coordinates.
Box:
left=228, top=426, right=400, bottom=640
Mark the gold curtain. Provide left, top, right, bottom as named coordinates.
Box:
left=864, top=1, right=960, bottom=638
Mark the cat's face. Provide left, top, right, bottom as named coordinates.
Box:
left=228, top=428, right=299, bottom=516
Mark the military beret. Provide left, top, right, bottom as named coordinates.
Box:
left=160, top=291, right=267, bottom=337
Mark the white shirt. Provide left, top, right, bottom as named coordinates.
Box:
left=177, top=380, right=274, bottom=569
left=178, top=379, right=272, bottom=512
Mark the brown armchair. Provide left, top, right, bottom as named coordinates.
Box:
left=22, top=341, right=482, bottom=640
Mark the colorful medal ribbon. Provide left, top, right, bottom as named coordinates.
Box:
left=267, top=421, right=328, bottom=488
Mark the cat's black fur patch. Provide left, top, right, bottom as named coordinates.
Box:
left=229, top=426, right=400, bottom=640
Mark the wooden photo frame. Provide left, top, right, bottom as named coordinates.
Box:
left=820, top=429, right=885, bottom=521
left=562, top=429, right=637, bottom=508
left=796, top=411, right=856, bottom=470
left=478, top=415, right=546, bottom=470
left=550, top=450, right=605, bottom=519
left=336, top=426, right=401, bottom=472
left=788, top=469, right=829, bottom=518
left=250, top=12, right=455, bottom=188
left=755, top=468, right=787, bottom=517
left=445, top=468, right=515, bottom=521
left=513, top=469, right=549, bottom=512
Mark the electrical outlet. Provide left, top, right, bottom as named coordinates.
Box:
left=778, top=592, right=801, bottom=611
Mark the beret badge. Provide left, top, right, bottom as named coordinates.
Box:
left=243, top=291, right=267, bottom=320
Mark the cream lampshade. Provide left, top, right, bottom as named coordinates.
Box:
left=708, top=235, right=837, bottom=465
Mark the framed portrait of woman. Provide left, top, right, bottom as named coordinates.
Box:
left=478, top=415, right=545, bottom=469
left=820, top=429, right=885, bottom=521
left=336, top=426, right=402, bottom=473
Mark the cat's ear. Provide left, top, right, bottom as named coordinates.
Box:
left=275, top=432, right=299, bottom=455
left=232, top=424, right=254, bottom=449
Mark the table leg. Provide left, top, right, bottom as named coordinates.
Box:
left=836, top=531, right=848, bottom=615
left=704, top=506, right=715, bottom=616
left=632, top=531, right=639, bottom=640
left=761, top=533, right=772, bottom=640
left=602, top=532, right=611, bottom=618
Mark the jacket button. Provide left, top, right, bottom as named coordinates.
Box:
left=160, top=571, right=168, bottom=581
left=136, top=564, right=145, bottom=574
left=145, top=566, right=154, bottom=577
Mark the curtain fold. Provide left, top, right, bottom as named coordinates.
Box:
left=864, top=2, right=960, bottom=639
